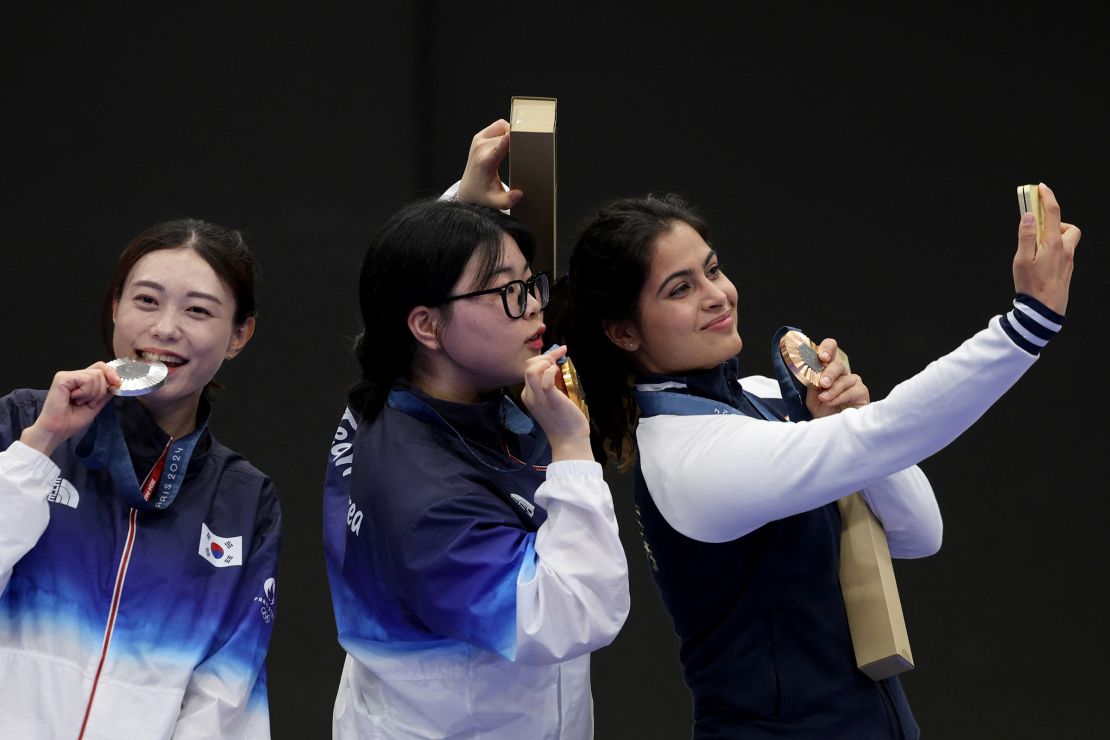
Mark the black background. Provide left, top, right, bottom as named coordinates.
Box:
left=5, top=4, right=1109, bottom=738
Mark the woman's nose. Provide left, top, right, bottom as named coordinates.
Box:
left=523, top=285, right=543, bottom=319
left=151, top=310, right=182, bottom=341
left=702, top=281, right=727, bottom=309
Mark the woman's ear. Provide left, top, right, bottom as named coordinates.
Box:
left=603, top=320, right=642, bottom=353
left=407, top=306, right=442, bottom=351
left=225, top=317, right=256, bottom=359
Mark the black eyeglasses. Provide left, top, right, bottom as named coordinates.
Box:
left=441, top=271, right=551, bottom=319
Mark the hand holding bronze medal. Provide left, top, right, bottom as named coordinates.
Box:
left=107, top=357, right=168, bottom=396
left=778, top=329, right=914, bottom=679
left=779, top=330, right=850, bottom=388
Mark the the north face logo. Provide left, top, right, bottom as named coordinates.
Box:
left=509, top=493, right=535, bottom=517
left=46, top=477, right=79, bottom=508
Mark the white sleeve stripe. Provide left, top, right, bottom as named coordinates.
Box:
left=1013, top=300, right=1063, bottom=332
left=1005, top=310, right=1050, bottom=347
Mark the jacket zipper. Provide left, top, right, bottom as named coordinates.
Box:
left=78, top=507, right=138, bottom=739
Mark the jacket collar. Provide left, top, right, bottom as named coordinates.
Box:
left=117, top=395, right=213, bottom=480
left=636, top=358, right=745, bottom=409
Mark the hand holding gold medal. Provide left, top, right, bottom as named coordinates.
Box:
left=555, top=355, right=588, bottom=420
left=545, top=344, right=589, bottom=420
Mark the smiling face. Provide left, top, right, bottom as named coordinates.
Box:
left=618, top=221, right=742, bottom=375
left=415, top=233, right=545, bottom=401
left=112, top=246, right=254, bottom=418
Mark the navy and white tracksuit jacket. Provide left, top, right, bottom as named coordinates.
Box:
left=323, top=383, right=629, bottom=739
left=0, top=390, right=281, bottom=739
left=631, top=298, right=1063, bottom=738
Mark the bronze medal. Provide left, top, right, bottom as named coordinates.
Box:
left=779, top=330, right=851, bottom=387
left=779, top=330, right=825, bottom=387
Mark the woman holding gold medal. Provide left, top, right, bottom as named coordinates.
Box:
left=0, top=221, right=280, bottom=738
left=322, top=121, right=628, bottom=739
left=552, top=183, right=1079, bottom=738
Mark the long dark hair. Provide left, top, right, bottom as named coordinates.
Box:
left=550, top=193, right=710, bottom=469
left=348, top=197, right=535, bottom=420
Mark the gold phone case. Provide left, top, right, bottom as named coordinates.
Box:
left=1017, top=184, right=1045, bottom=248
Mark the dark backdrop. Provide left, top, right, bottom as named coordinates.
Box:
left=5, top=4, right=1108, bottom=738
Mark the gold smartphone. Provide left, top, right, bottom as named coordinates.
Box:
left=1017, top=183, right=1045, bottom=249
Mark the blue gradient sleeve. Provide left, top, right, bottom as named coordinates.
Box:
left=399, top=497, right=538, bottom=661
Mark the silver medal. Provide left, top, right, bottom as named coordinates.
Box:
left=108, top=358, right=169, bottom=396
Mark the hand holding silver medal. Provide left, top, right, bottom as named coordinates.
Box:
left=107, top=358, right=168, bottom=396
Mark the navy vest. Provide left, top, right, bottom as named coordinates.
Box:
left=633, top=351, right=918, bottom=739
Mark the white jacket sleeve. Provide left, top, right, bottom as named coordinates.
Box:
left=440, top=179, right=510, bottom=208
left=637, top=317, right=1035, bottom=544
left=860, top=466, right=942, bottom=558
left=0, top=442, right=55, bottom=595
left=441, top=180, right=461, bottom=199
left=743, top=378, right=942, bottom=556
left=514, top=459, right=630, bottom=664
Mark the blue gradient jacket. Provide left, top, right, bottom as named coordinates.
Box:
left=0, top=390, right=280, bottom=739
left=323, top=385, right=629, bottom=739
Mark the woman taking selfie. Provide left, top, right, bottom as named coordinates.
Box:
left=0, top=220, right=280, bottom=739
left=322, top=122, right=629, bottom=738
left=553, top=184, right=1078, bottom=738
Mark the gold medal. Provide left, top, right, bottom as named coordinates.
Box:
left=556, top=356, right=589, bottom=420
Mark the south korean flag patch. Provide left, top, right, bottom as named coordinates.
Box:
left=199, top=522, right=244, bottom=568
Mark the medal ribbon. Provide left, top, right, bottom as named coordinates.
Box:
left=386, top=388, right=548, bottom=473
left=634, top=386, right=782, bottom=422
left=139, top=437, right=174, bottom=502
left=76, top=401, right=208, bottom=511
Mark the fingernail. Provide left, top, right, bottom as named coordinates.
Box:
left=1021, top=212, right=1035, bottom=225
left=821, top=376, right=832, bottom=387
left=819, top=392, right=829, bottom=400
left=820, top=351, right=830, bottom=361
left=545, top=343, right=562, bottom=354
